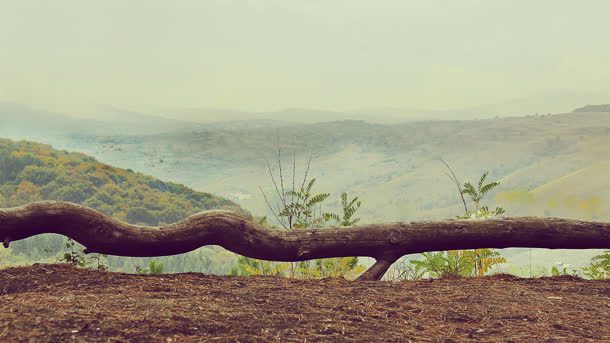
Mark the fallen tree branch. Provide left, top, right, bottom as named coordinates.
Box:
left=1, top=201, right=609, bottom=280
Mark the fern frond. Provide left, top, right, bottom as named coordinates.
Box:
left=462, top=183, right=477, bottom=197
left=322, top=213, right=340, bottom=223
left=477, top=171, right=489, bottom=191
left=307, top=193, right=330, bottom=207
left=340, top=192, right=348, bottom=207
left=305, top=178, right=316, bottom=194
left=284, top=190, right=300, bottom=197
left=480, top=182, right=500, bottom=195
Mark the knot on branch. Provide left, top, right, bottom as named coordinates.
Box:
left=388, top=228, right=404, bottom=244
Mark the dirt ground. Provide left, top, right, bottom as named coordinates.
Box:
left=0, top=264, right=608, bottom=342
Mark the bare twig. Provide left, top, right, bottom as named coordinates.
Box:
left=292, top=151, right=296, bottom=205
left=292, top=153, right=313, bottom=221
left=439, top=158, right=468, bottom=213
left=277, top=147, right=286, bottom=204
left=266, top=160, right=285, bottom=207
left=258, top=186, right=287, bottom=229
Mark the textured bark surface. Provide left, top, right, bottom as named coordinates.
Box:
left=1, top=201, right=609, bottom=280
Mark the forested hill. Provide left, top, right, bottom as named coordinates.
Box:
left=0, top=138, right=244, bottom=225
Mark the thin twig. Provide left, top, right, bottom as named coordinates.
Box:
left=300, top=153, right=313, bottom=192
left=277, top=147, right=286, bottom=204
left=292, top=153, right=313, bottom=220
left=266, top=160, right=287, bottom=209
left=439, top=158, right=468, bottom=213
left=292, top=151, right=296, bottom=206
left=258, top=186, right=287, bottom=229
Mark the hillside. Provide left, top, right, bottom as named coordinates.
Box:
left=573, top=104, right=610, bottom=112
left=0, top=138, right=245, bottom=273
left=0, top=103, right=209, bottom=139
left=1, top=264, right=608, bottom=342
left=61, top=111, right=610, bottom=222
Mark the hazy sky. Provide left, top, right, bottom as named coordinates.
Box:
left=2, top=0, right=610, bottom=117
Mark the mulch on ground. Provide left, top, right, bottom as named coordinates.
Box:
left=0, top=264, right=608, bottom=342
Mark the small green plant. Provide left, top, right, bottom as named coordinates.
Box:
left=410, top=249, right=506, bottom=278
left=582, top=251, right=609, bottom=279
left=456, top=206, right=506, bottom=220
left=295, top=257, right=366, bottom=279
left=230, top=256, right=288, bottom=276
left=550, top=262, right=579, bottom=277
left=135, top=260, right=164, bottom=275
left=427, top=162, right=507, bottom=278
left=148, top=260, right=164, bottom=274
left=135, top=265, right=148, bottom=275
left=336, top=192, right=362, bottom=226
left=0, top=246, right=12, bottom=269
left=461, top=171, right=501, bottom=211
left=385, top=258, right=425, bottom=281
left=62, top=239, right=87, bottom=267
left=254, top=151, right=365, bottom=279
left=89, top=254, right=108, bottom=271
left=458, top=172, right=507, bottom=276
left=456, top=171, right=505, bottom=220
left=59, top=239, right=108, bottom=271
left=280, top=178, right=335, bottom=229
left=411, top=250, right=475, bottom=278
left=439, top=160, right=505, bottom=218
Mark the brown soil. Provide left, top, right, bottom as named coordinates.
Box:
left=0, top=264, right=608, bottom=342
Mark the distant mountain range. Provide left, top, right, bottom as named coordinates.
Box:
left=0, top=103, right=207, bottom=137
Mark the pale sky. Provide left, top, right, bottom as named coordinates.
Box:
left=1, top=0, right=610, bottom=117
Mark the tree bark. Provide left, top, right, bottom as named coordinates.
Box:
left=1, top=201, right=609, bottom=280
